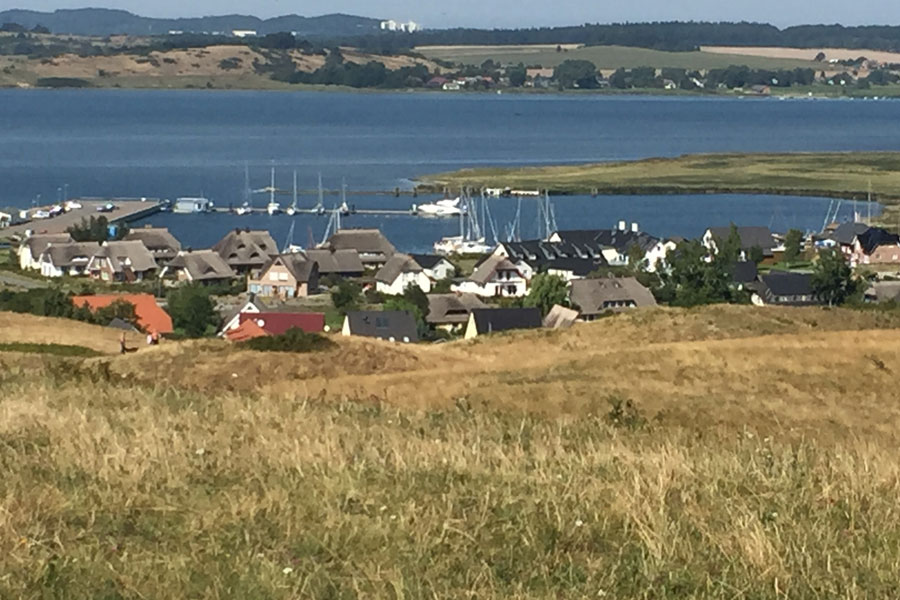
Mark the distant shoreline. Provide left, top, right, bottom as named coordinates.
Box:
left=416, top=152, right=900, bottom=207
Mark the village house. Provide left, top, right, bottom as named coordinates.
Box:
left=342, top=310, right=419, bottom=343
left=303, top=248, right=365, bottom=279
left=39, top=242, right=101, bottom=278
left=226, top=312, right=325, bottom=341
left=702, top=226, right=778, bottom=261
left=161, top=250, right=236, bottom=285
left=219, top=294, right=269, bottom=335
left=749, top=272, right=819, bottom=306
left=71, top=293, right=174, bottom=335
left=453, top=255, right=528, bottom=298
left=493, top=240, right=601, bottom=282
left=426, top=293, right=487, bottom=332
left=321, top=229, right=396, bottom=269
left=375, top=253, right=432, bottom=296
left=86, top=240, right=157, bottom=282
left=18, top=233, right=72, bottom=270
left=123, top=226, right=182, bottom=265
left=247, top=253, right=319, bottom=299
left=569, top=277, right=657, bottom=320
left=212, top=229, right=279, bottom=274
left=548, top=225, right=671, bottom=272
left=410, top=254, right=455, bottom=281
left=464, top=307, right=543, bottom=339
left=848, top=226, right=900, bottom=267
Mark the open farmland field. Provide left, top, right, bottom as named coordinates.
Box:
left=417, top=43, right=825, bottom=70
left=6, top=306, right=900, bottom=596
left=702, top=46, right=900, bottom=64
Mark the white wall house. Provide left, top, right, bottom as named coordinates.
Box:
left=644, top=240, right=678, bottom=273
left=375, top=254, right=432, bottom=296
left=453, top=255, right=527, bottom=298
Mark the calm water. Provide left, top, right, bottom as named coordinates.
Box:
left=0, top=90, right=896, bottom=251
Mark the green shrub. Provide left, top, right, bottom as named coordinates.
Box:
left=240, top=328, right=335, bottom=353
left=35, top=77, right=92, bottom=88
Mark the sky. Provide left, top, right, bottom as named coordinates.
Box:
left=2, top=0, right=899, bottom=28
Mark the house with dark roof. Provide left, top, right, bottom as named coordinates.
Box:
left=548, top=225, right=673, bottom=272
left=851, top=227, right=900, bottom=267
left=453, top=255, right=527, bottom=298
left=569, top=277, right=657, bottom=320
left=162, top=250, right=236, bottom=285
left=247, top=253, right=319, bottom=299
left=702, top=226, right=778, bottom=260
left=426, top=293, right=487, bottom=331
left=212, top=229, right=279, bottom=274
left=730, top=261, right=759, bottom=289
left=86, top=240, right=157, bottom=282
left=376, top=253, right=432, bottom=296
left=410, top=254, right=455, bottom=280
left=464, top=307, right=543, bottom=339
left=321, top=228, right=396, bottom=268
left=749, top=272, right=820, bottom=306
left=494, top=240, right=603, bottom=282
left=342, top=310, right=419, bottom=343
left=123, top=226, right=182, bottom=265
left=304, top=248, right=364, bottom=278
left=18, top=233, right=72, bottom=270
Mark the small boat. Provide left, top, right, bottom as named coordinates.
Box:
left=414, top=196, right=465, bottom=217
left=265, top=167, right=281, bottom=215
left=235, top=203, right=252, bottom=216
left=286, top=170, right=299, bottom=216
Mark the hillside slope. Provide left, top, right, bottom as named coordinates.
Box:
left=5, top=305, right=900, bottom=597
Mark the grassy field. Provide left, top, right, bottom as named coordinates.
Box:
left=419, top=152, right=900, bottom=203
left=417, top=44, right=825, bottom=71
left=6, top=307, right=900, bottom=596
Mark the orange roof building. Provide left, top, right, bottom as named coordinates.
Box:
left=71, top=293, right=174, bottom=335
left=225, top=319, right=269, bottom=342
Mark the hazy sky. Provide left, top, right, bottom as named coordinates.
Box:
left=3, top=0, right=899, bottom=28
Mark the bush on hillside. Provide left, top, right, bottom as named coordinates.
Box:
left=241, top=327, right=335, bottom=353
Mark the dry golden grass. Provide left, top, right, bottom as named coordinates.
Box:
left=5, top=306, right=900, bottom=597
left=0, top=312, right=142, bottom=354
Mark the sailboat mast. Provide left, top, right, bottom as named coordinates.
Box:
left=292, top=170, right=298, bottom=210
left=270, top=166, right=276, bottom=206
left=317, top=172, right=324, bottom=210
left=243, top=163, right=250, bottom=206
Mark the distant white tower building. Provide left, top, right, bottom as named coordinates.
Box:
left=380, top=19, right=421, bottom=33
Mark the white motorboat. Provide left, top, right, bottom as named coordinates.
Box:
left=235, top=203, right=252, bottom=216
left=267, top=202, right=282, bottom=216
left=413, top=196, right=465, bottom=217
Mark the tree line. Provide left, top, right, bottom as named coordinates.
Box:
left=348, top=22, right=900, bottom=53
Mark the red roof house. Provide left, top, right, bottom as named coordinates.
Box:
left=225, top=319, right=269, bottom=342
left=238, top=312, right=325, bottom=336
left=72, top=293, right=174, bottom=335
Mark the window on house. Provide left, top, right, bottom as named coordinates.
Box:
left=270, top=272, right=279, bottom=281
left=279, top=272, right=288, bottom=281
left=375, top=317, right=389, bottom=329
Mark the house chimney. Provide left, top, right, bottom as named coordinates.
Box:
left=631, top=222, right=639, bottom=233
left=618, top=220, right=626, bottom=231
